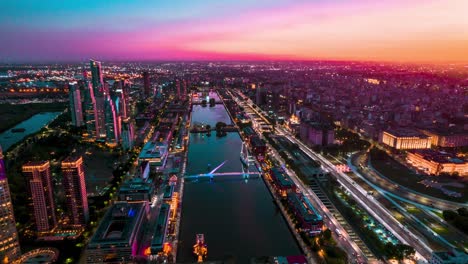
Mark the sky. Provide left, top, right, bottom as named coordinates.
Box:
left=1, top=0, right=467, bottom=63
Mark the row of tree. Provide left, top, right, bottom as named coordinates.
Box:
left=443, top=208, right=468, bottom=234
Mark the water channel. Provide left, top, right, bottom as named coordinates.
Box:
left=177, top=104, right=300, bottom=262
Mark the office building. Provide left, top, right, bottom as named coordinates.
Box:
left=86, top=202, right=147, bottom=263
left=0, top=146, right=21, bottom=263
left=182, top=79, right=187, bottom=99
left=121, top=118, right=135, bottom=151
left=90, top=59, right=106, bottom=138
left=61, top=156, right=89, bottom=225
left=115, top=82, right=129, bottom=119
left=104, top=95, right=120, bottom=144
left=118, top=178, right=155, bottom=202
left=300, top=121, right=335, bottom=146
left=138, top=141, right=168, bottom=169
left=143, top=71, right=150, bottom=97
left=68, top=82, right=83, bottom=127
left=421, top=129, right=468, bottom=148
left=22, top=161, right=57, bottom=233
left=380, top=128, right=431, bottom=149
left=406, top=150, right=467, bottom=176
left=82, top=76, right=98, bottom=138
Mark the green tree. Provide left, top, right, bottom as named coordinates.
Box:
left=443, top=210, right=458, bottom=221
left=323, top=229, right=332, bottom=241
left=457, top=207, right=468, bottom=217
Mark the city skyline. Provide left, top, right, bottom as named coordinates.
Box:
left=1, top=0, right=467, bottom=63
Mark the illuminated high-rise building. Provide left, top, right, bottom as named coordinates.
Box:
left=0, top=146, right=21, bottom=263
left=176, top=79, right=181, bottom=99
left=22, top=161, right=57, bottom=233
left=121, top=118, right=135, bottom=151
left=90, top=60, right=106, bottom=138
left=90, top=59, right=104, bottom=96
left=61, top=156, right=89, bottom=225
left=82, top=75, right=98, bottom=138
left=182, top=79, right=187, bottom=99
left=113, top=80, right=129, bottom=119
left=104, top=95, right=120, bottom=144
left=143, top=71, right=150, bottom=97
left=68, top=82, right=83, bottom=127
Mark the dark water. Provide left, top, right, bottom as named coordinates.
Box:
left=190, top=104, right=232, bottom=127
left=177, top=104, right=300, bottom=263
left=0, top=112, right=62, bottom=150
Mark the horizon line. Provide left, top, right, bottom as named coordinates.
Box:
left=1, top=58, right=467, bottom=66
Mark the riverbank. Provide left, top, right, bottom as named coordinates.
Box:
left=177, top=91, right=301, bottom=262
left=0, top=102, right=67, bottom=133
left=0, top=111, right=63, bottom=151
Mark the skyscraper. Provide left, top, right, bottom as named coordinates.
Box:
left=121, top=118, right=135, bottom=151
left=143, top=71, right=150, bottom=97
left=82, top=77, right=97, bottom=138
left=176, top=79, right=181, bottom=99
left=90, top=59, right=104, bottom=96
left=69, top=82, right=83, bottom=127
left=104, top=95, right=120, bottom=144
left=113, top=80, right=129, bottom=120
left=22, top=161, right=57, bottom=233
left=61, top=156, right=89, bottom=226
left=0, top=146, right=21, bottom=263
left=90, top=60, right=106, bottom=138
left=182, top=79, right=187, bottom=99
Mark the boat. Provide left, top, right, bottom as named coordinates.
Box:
left=11, top=128, right=26, bottom=133
left=193, top=234, right=207, bottom=262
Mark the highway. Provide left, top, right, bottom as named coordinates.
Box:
left=349, top=153, right=468, bottom=253
left=356, top=151, right=466, bottom=211
left=267, top=146, right=368, bottom=263
left=232, top=89, right=432, bottom=262
left=229, top=90, right=369, bottom=263
left=276, top=125, right=431, bottom=261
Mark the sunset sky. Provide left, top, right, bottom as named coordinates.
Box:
left=1, top=0, right=467, bottom=63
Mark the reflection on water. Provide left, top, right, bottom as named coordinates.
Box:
left=177, top=102, right=299, bottom=263
left=0, top=112, right=62, bottom=150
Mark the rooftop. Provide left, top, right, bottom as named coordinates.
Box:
left=138, top=141, right=167, bottom=160
left=385, top=128, right=428, bottom=138
left=151, top=203, right=170, bottom=248
left=287, top=192, right=322, bottom=223
left=423, top=127, right=467, bottom=137
left=304, top=121, right=334, bottom=130
left=251, top=136, right=266, bottom=147
left=88, top=202, right=145, bottom=247
left=270, top=167, right=294, bottom=188
left=243, top=126, right=256, bottom=136
left=410, top=149, right=466, bottom=164
left=119, top=177, right=154, bottom=194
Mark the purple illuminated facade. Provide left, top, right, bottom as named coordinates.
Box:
left=22, top=161, right=57, bottom=233
left=62, top=156, right=89, bottom=226
left=0, top=146, right=21, bottom=262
